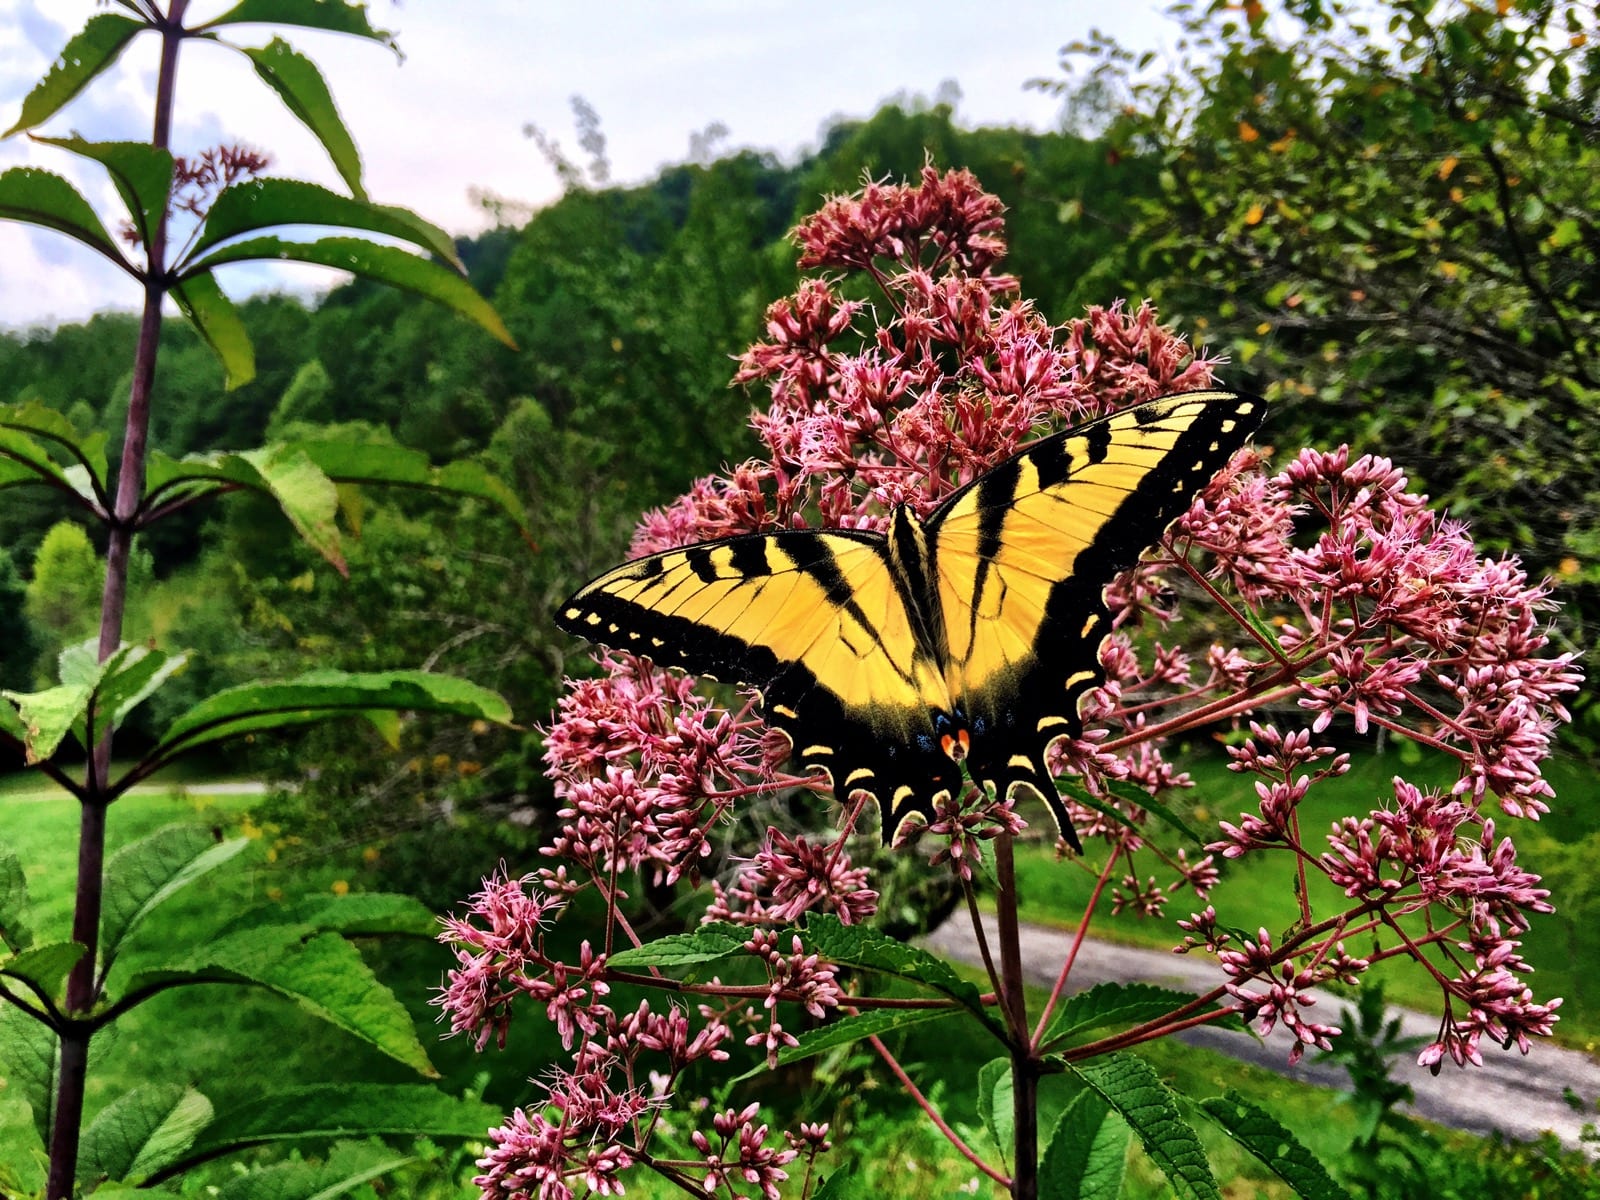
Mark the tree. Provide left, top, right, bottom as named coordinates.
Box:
left=23, top=521, right=102, bottom=671
left=0, top=547, right=39, bottom=693
left=1037, top=0, right=1599, bottom=659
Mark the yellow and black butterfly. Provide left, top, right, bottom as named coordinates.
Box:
left=556, top=390, right=1265, bottom=850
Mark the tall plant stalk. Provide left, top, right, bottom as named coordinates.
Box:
left=50, top=9, right=187, bottom=1195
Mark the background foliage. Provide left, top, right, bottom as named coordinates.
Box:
left=3, top=0, right=1596, bottom=1193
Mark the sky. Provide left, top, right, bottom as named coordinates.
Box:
left=0, top=1, right=1177, bottom=329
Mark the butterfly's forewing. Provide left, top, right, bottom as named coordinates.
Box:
left=925, top=391, right=1266, bottom=843
left=555, top=529, right=960, bottom=840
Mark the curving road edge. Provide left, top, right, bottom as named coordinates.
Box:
left=922, top=914, right=1598, bottom=1151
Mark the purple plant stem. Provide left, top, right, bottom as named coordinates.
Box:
left=48, top=6, right=187, bottom=1197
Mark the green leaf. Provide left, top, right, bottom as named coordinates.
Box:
left=240, top=443, right=342, bottom=567
left=0, top=1002, right=58, bottom=1149
left=739, top=1007, right=959, bottom=1079
left=184, top=1084, right=499, bottom=1163
left=1069, top=1054, right=1219, bottom=1200
left=1041, top=1090, right=1131, bottom=1200
left=0, top=399, right=112, bottom=503
left=1549, top=218, right=1581, bottom=250
left=171, top=270, right=257, bottom=390
left=1045, top=982, right=1219, bottom=1049
left=93, top=644, right=189, bottom=734
left=78, top=1084, right=213, bottom=1187
left=607, top=922, right=749, bottom=969
left=200, top=0, right=400, bottom=53
left=0, top=841, right=34, bottom=952
left=235, top=41, right=367, bottom=198
left=32, top=137, right=173, bottom=253
left=1055, top=778, right=1141, bottom=836
left=143, top=439, right=528, bottom=543
left=0, top=1094, right=46, bottom=1194
left=183, top=235, right=515, bottom=347
left=150, top=668, right=512, bottom=765
left=4, top=13, right=145, bottom=136
left=1199, top=1093, right=1353, bottom=1200
left=2, top=681, right=92, bottom=764
left=978, top=1056, right=1014, bottom=1168
left=797, top=913, right=995, bottom=1026
left=190, top=178, right=461, bottom=266
left=1, top=941, right=87, bottom=1005
left=0, top=692, right=27, bottom=746
left=143, top=443, right=342, bottom=568
left=214, top=1138, right=412, bottom=1200
left=0, top=167, right=130, bottom=271
left=812, top=1165, right=859, bottom=1199
left=223, top=891, right=438, bottom=939
left=292, top=440, right=529, bottom=532
left=100, top=825, right=251, bottom=966
left=121, top=926, right=437, bottom=1076
left=56, top=639, right=188, bottom=749
left=32, top=640, right=190, bottom=760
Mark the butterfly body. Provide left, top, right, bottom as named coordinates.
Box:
left=557, top=391, right=1265, bottom=848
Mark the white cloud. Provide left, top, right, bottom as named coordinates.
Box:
left=0, top=0, right=1175, bottom=327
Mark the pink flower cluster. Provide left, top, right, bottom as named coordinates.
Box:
left=437, top=167, right=1581, bottom=1196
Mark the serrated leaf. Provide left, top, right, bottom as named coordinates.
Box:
left=234, top=40, right=366, bottom=198
left=240, top=443, right=342, bottom=568
left=188, top=178, right=459, bottom=266
left=56, top=639, right=188, bottom=750
left=745, top=1007, right=958, bottom=1079
left=143, top=439, right=527, bottom=540
left=184, top=1085, right=499, bottom=1164
left=1200, top=1093, right=1353, bottom=1200
left=200, top=0, right=400, bottom=52
left=142, top=443, right=341, bottom=567
left=0, top=167, right=129, bottom=271
left=0, top=841, right=34, bottom=952
left=172, top=270, right=256, bottom=390
left=1045, top=982, right=1218, bottom=1049
left=183, top=235, right=514, bottom=347
left=607, top=922, right=749, bottom=969
left=214, top=1138, right=411, bottom=1200
left=120, top=927, right=437, bottom=1076
left=97, top=645, right=188, bottom=733
left=1, top=941, right=87, bottom=1005
left=797, top=913, right=994, bottom=1026
left=2, top=682, right=92, bottom=763
left=4, top=13, right=145, bottom=136
left=1069, top=1054, right=1219, bottom=1200
left=78, top=1083, right=213, bottom=1186
left=100, top=825, right=251, bottom=966
left=0, top=1002, right=58, bottom=1148
left=0, top=399, right=111, bottom=503
left=293, top=441, right=528, bottom=532
left=150, top=669, right=511, bottom=766
left=978, top=1056, right=1014, bottom=1169
left=32, top=137, right=173, bottom=253
left=1041, top=1090, right=1130, bottom=1200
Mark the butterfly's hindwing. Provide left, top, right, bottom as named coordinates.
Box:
left=556, top=529, right=957, bottom=840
